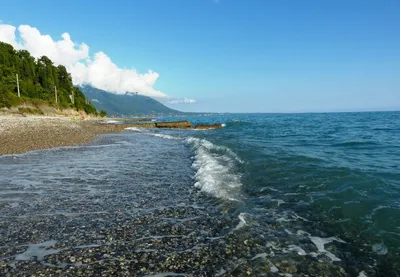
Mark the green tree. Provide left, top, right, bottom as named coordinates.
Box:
left=99, top=110, right=107, bottom=117
left=0, top=42, right=97, bottom=114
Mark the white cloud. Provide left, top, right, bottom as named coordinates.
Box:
left=168, top=98, right=197, bottom=104
left=0, top=22, right=170, bottom=99
left=0, top=24, right=19, bottom=48
left=82, top=52, right=165, bottom=98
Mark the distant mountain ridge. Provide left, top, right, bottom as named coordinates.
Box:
left=80, top=86, right=182, bottom=116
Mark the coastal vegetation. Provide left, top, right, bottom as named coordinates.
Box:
left=0, top=42, right=103, bottom=115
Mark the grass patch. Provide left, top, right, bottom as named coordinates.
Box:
left=0, top=91, right=23, bottom=108
left=18, top=107, right=44, bottom=115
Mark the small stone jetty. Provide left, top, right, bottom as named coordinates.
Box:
left=120, top=121, right=223, bottom=130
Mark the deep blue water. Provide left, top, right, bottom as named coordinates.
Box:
left=1, top=111, right=399, bottom=276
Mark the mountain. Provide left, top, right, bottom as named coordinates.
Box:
left=80, top=86, right=182, bottom=117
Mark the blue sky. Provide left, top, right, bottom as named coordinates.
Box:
left=1, top=0, right=399, bottom=112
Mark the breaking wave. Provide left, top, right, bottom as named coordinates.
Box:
left=125, top=127, right=144, bottom=132
left=186, top=137, right=243, bottom=200
left=150, top=133, right=181, bottom=140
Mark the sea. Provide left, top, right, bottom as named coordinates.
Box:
left=0, top=111, right=399, bottom=276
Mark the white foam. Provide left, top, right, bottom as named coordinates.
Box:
left=268, top=261, right=279, bottom=273
left=276, top=211, right=310, bottom=223
left=358, top=271, right=368, bottom=277
left=284, top=229, right=293, bottom=235
left=276, top=199, right=285, bottom=206
left=102, top=120, right=120, bottom=124
left=296, top=230, right=309, bottom=236
left=221, top=123, right=226, bottom=127
left=187, top=137, right=243, bottom=163
left=151, top=133, right=181, bottom=140
left=288, top=245, right=307, bottom=256
left=309, top=236, right=345, bottom=262
left=234, top=213, right=247, bottom=231
left=369, top=206, right=390, bottom=218
left=15, top=240, right=60, bottom=261
left=74, top=244, right=101, bottom=249
left=186, top=137, right=243, bottom=199
left=296, top=230, right=345, bottom=262
left=251, top=253, right=268, bottom=260
left=125, top=127, right=143, bottom=132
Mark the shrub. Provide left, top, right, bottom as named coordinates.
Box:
left=99, top=110, right=107, bottom=117
left=18, top=107, right=44, bottom=115
left=0, top=88, right=22, bottom=108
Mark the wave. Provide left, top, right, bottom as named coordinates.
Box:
left=124, top=127, right=143, bottom=132
left=150, top=133, right=181, bottom=140
left=372, top=128, right=397, bottom=131
left=135, top=131, right=243, bottom=200
left=100, top=120, right=121, bottom=124
left=186, top=137, right=243, bottom=200
left=333, top=141, right=378, bottom=147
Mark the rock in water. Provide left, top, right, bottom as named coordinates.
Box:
left=194, top=124, right=223, bottom=130
left=155, top=121, right=192, bottom=129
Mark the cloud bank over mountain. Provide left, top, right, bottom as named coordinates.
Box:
left=0, top=22, right=169, bottom=99
left=167, top=98, right=197, bottom=104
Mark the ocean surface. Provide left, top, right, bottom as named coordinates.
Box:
left=1, top=111, right=399, bottom=276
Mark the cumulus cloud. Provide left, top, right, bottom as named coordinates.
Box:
left=168, top=98, right=197, bottom=104
left=0, top=22, right=172, bottom=99
left=0, top=24, right=19, bottom=48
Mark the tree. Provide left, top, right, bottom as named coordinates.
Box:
left=99, top=110, right=107, bottom=117
left=0, top=42, right=97, bottom=114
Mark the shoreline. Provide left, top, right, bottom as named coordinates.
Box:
left=0, top=115, right=129, bottom=155
left=0, top=115, right=223, bottom=155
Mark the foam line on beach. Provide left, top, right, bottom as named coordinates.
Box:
left=15, top=240, right=61, bottom=261
left=101, top=120, right=121, bottom=124
left=125, top=127, right=144, bottom=132
left=233, top=213, right=247, bottom=231
left=150, top=133, right=182, bottom=140
left=296, top=230, right=346, bottom=262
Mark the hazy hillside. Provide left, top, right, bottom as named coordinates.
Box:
left=80, top=86, right=181, bottom=116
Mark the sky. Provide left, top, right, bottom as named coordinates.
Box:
left=0, top=0, right=399, bottom=113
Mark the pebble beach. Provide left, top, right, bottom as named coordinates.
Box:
left=1, top=113, right=399, bottom=276
left=0, top=116, right=128, bottom=155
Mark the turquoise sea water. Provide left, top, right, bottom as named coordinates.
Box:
left=1, top=111, right=399, bottom=276
left=152, top=111, right=400, bottom=274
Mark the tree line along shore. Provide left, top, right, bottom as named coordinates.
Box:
left=0, top=42, right=106, bottom=117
